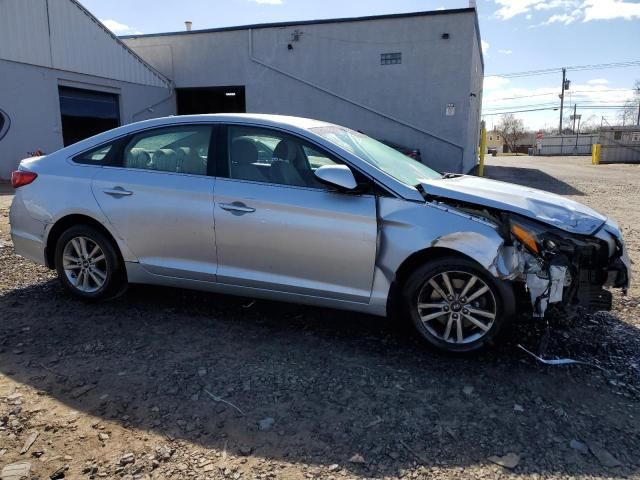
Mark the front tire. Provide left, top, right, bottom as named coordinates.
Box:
left=402, top=256, right=514, bottom=353
left=54, top=225, right=125, bottom=301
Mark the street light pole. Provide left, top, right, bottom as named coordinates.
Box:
left=559, top=68, right=566, bottom=134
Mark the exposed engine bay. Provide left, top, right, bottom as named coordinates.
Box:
left=425, top=196, right=631, bottom=319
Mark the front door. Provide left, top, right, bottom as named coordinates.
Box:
left=213, top=125, right=377, bottom=302
left=90, top=124, right=217, bottom=281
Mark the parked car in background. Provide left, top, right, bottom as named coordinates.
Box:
left=487, top=146, right=498, bottom=156
left=10, top=114, right=630, bottom=353
left=379, top=139, right=422, bottom=162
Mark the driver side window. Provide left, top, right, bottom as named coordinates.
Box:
left=228, top=126, right=339, bottom=188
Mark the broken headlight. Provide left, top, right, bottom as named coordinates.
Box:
left=508, top=216, right=557, bottom=256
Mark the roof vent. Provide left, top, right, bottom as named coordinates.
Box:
left=185, top=21, right=192, bottom=31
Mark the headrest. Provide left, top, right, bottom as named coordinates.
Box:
left=231, top=139, right=258, bottom=165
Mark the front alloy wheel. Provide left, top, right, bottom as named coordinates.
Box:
left=417, top=271, right=497, bottom=345
left=403, top=256, right=513, bottom=353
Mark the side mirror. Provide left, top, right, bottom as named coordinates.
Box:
left=314, top=165, right=358, bottom=191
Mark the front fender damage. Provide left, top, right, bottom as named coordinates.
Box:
left=430, top=232, right=524, bottom=281
left=378, top=195, right=624, bottom=320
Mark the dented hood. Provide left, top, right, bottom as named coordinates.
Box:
left=420, top=175, right=606, bottom=235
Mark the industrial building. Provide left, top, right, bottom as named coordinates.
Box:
left=0, top=0, right=484, bottom=179
left=0, top=0, right=173, bottom=179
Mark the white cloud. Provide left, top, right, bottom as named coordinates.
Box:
left=582, top=0, right=640, bottom=21
left=498, top=49, right=513, bottom=54
left=100, top=19, right=142, bottom=35
left=588, top=78, right=609, bottom=85
left=481, top=40, right=490, bottom=54
left=492, top=0, right=640, bottom=23
left=484, top=76, right=511, bottom=90
left=251, top=0, right=283, bottom=4
left=543, top=9, right=581, bottom=24
left=494, top=0, right=541, bottom=19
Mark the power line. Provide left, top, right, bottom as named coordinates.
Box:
left=486, top=60, right=640, bottom=79
left=482, top=107, right=558, bottom=116
left=482, top=105, right=631, bottom=116
left=485, top=88, right=635, bottom=102
left=483, top=99, right=632, bottom=111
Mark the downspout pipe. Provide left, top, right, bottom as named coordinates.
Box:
left=247, top=29, right=464, bottom=153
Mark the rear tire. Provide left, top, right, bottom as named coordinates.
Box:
left=54, top=225, right=125, bottom=301
left=401, top=256, right=514, bottom=353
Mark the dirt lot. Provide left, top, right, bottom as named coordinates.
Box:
left=0, top=156, right=639, bottom=480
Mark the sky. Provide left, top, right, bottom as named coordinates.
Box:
left=82, top=0, right=640, bottom=131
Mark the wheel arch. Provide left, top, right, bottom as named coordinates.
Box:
left=45, top=214, right=124, bottom=270
left=387, top=246, right=516, bottom=321
left=393, top=246, right=486, bottom=293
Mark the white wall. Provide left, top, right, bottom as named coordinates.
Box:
left=125, top=10, right=483, bottom=173
left=0, top=59, right=174, bottom=179
left=0, top=0, right=169, bottom=88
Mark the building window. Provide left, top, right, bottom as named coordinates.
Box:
left=614, top=131, right=622, bottom=140
left=59, top=86, right=120, bottom=147
left=631, top=132, right=640, bottom=143
left=489, top=135, right=493, bottom=140
left=381, top=52, right=402, bottom=65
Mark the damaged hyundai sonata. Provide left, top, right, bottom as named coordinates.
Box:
left=10, top=114, right=631, bottom=353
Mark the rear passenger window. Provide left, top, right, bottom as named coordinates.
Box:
left=123, top=125, right=212, bottom=175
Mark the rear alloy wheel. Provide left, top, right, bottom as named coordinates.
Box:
left=403, top=257, right=513, bottom=353
left=54, top=225, right=125, bottom=301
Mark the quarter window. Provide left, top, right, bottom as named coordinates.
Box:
left=228, top=126, right=340, bottom=188
left=123, top=125, right=212, bottom=175
left=74, top=144, right=114, bottom=164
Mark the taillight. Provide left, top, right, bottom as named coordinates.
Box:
left=11, top=170, right=38, bottom=188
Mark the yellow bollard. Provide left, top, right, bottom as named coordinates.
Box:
left=591, top=144, right=601, bottom=165
left=479, top=125, right=487, bottom=177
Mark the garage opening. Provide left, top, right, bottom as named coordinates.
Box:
left=58, top=86, right=120, bottom=147
left=176, top=86, right=246, bottom=115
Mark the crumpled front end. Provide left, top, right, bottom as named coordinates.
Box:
left=412, top=193, right=631, bottom=319
left=505, top=216, right=630, bottom=318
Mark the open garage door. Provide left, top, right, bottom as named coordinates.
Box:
left=176, top=86, right=246, bottom=115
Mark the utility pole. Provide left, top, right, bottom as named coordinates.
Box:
left=637, top=102, right=640, bottom=126
left=559, top=68, right=566, bottom=134
left=572, top=104, right=577, bottom=134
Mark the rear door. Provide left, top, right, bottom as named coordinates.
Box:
left=213, top=125, right=377, bottom=302
left=89, top=124, right=218, bottom=281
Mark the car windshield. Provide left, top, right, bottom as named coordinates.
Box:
left=310, top=125, right=442, bottom=185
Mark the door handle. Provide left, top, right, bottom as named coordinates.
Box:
left=103, top=187, right=133, bottom=197
left=219, top=202, right=256, bottom=214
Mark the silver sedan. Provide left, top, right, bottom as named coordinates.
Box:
left=10, top=114, right=630, bottom=353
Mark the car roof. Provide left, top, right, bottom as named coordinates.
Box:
left=65, top=113, right=336, bottom=154
left=132, top=113, right=333, bottom=132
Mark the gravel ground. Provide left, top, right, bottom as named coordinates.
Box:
left=0, top=156, right=639, bottom=480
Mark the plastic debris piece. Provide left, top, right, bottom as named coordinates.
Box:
left=517, top=344, right=606, bottom=370
left=488, top=453, right=520, bottom=469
